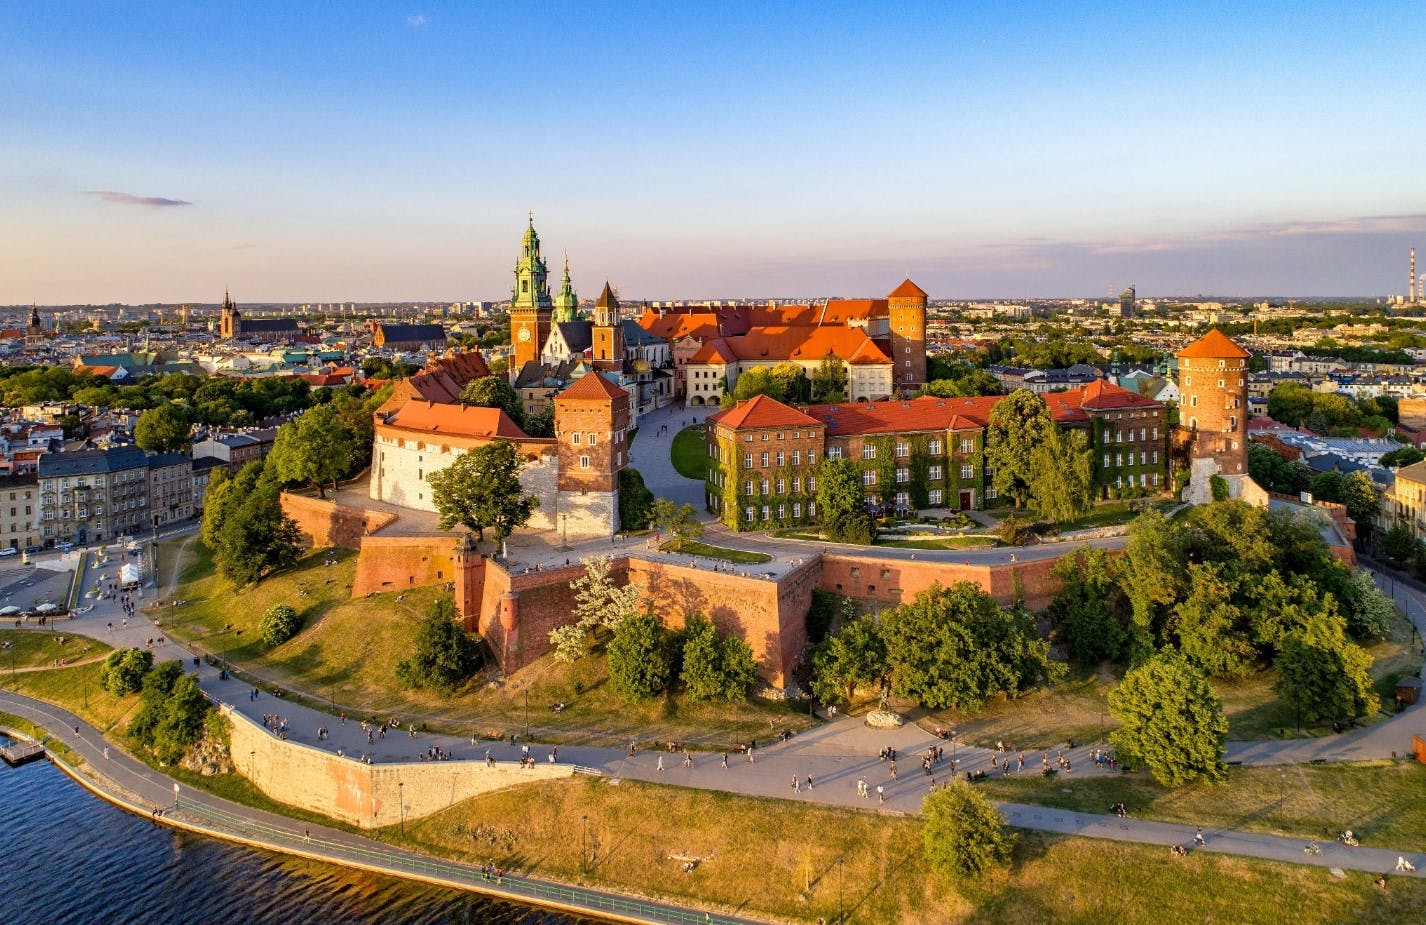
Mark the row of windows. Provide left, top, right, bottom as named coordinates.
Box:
left=854, top=439, right=974, bottom=460
left=744, top=501, right=816, bottom=522
left=743, top=450, right=819, bottom=468
left=743, top=475, right=819, bottom=496
left=861, top=464, right=977, bottom=486
left=1117, top=473, right=1160, bottom=488
left=1104, top=428, right=1159, bottom=443
left=743, top=430, right=812, bottom=442
left=1103, top=451, right=1160, bottom=467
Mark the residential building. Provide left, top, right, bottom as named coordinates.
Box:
left=37, top=445, right=150, bottom=546
left=191, top=432, right=264, bottom=474
left=0, top=473, right=40, bottom=551
left=147, top=451, right=194, bottom=528
left=1384, top=460, right=1426, bottom=541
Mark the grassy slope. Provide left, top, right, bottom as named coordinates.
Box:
left=661, top=540, right=773, bottom=564
left=669, top=426, right=708, bottom=480
left=392, top=776, right=1426, bottom=925
left=1, top=628, right=111, bottom=670
left=978, top=759, right=1426, bottom=848
left=156, top=540, right=815, bottom=747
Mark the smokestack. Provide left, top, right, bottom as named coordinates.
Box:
left=1413, top=248, right=1418, bottom=303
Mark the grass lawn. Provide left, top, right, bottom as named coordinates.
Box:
left=876, top=535, right=1001, bottom=550
left=6, top=659, right=138, bottom=735
left=660, top=540, right=772, bottom=564
left=0, top=629, right=111, bottom=671
left=154, top=539, right=815, bottom=748
left=669, top=426, right=709, bottom=480
left=388, top=776, right=1425, bottom=925
left=977, top=759, right=1426, bottom=849
left=925, top=610, right=1422, bottom=747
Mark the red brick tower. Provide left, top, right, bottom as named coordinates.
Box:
left=591, top=281, right=624, bottom=373
left=553, top=371, right=630, bottom=537
left=887, top=278, right=928, bottom=390
left=1177, top=328, right=1250, bottom=477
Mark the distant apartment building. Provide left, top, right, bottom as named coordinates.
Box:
left=1384, top=460, right=1426, bottom=541
left=191, top=456, right=226, bottom=513
left=192, top=432, right=265, bottom=474
left=147, top=451, right=194, bottom=528
left=0, top=472, right=40, bottom=551
left=37, top=445, right=149, bottom=546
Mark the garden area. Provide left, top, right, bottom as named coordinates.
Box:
left=669, top=425, right=709, bottom=480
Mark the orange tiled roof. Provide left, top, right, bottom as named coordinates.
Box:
left=1078, top=378, right=1162, bottom=410
left=888, top=278, right=928, bottom=299
left=558, top=371, right=628, bottom=401
left=384, top=400, right=527, bottom=439
left=1177, top=329, right=1250, bottom=359
left=708, top=394, right=823, bottom=430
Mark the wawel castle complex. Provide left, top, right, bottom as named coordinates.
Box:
left=368, top=220, right=1253, bottom=536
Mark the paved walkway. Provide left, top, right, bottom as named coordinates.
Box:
left=11, top=536, right=1426, bottom=882
left=627, top=404, right=710, bottom=509
left=0, top=691, right=762, bottom=925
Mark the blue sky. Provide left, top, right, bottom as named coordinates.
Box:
left=2, top=2, right=1423, bottom=302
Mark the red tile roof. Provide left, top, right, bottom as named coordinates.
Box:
left=687, top=327, right=889, bottom=366
left=887, top=278, right=928, bottom=299
left=1178, top=329, right=1251, bottom=359
left=558, top=371, right=628, bottom=401
left=708, top=394, right=823, bottom=430
left=385, top=401, right=527, bottom=439
left=1078, top=378, right=1162, bottom=410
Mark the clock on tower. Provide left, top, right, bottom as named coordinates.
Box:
left=509, top=215, right=554, bottom=374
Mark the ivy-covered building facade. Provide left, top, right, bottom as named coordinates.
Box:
left=706, top=380, right=1167, bottom=531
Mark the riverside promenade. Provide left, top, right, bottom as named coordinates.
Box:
left=0, top=690, right=764, bottom=925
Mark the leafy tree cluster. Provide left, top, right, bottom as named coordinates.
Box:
left=548, top=555, right=644, bottom=662
left=134, top=403, right=195, bottom=453
left=985, top=390, right=1093, bottom=520
left=1108, top=650, right=1227, bottom=787
left=201, top=461, right=304, bottom=586
left=810, top=355, right=848, bottom=403
left=428, top=440, right=538, bottom=545
left=127, top=660, right=211, bottom=765
left=100, top=647, right=155, bottom=696
left=259, top=603, right=301, bottom=648
left=1247, top=443, right=1313, bottom=495
left=815, top=458, right=875, bottom=544
left=617, top=468, right=655, bottom=531
left=809, top=615, right=887, bottom=705
left=396, top=598, right=483, bottom=692
left=360, top=357, right=422, bottom=380
left=459, top=376, right=526, bottom=428
left=995, top=338, right=1105, bottom=369
left=679, top=614, right=758, bottom=702
left=877, top=582, right=1053, bottom=711
left=651, top=498, right=704, bottom=550
left=1304, top=469, right=1381, bottom=542
left=606, top=611, right=757, bottom=702
left=1267, top=382, right=1393, bottom=436
left=1379, top=446, right=1425, bottom=469
left=1301, top=339, right=1414, bottom=366
left=921, top=782, right=1014, bottom=881
left=1049, top=547, right=1128, bottom=664
left=720, top=363, right=809, bottom=408
left=919, top=360, right=1004, bottom=398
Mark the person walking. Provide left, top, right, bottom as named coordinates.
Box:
left=793, top=775, right=801, bottom=793
left=1194, top=827, right=1205, bottom=848
left=657, top=755, right=665, bottom=772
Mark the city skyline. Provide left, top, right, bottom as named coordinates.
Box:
left=3, top=2, right=1424, bottom=302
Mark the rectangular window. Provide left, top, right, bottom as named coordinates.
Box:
left=862, top=445, right=876, bottom=460
left=808, top=501, right=816, bottom=517
left=959, top=438, right=974, bottom=455
left=895, top=442, right=909, bottom=457
left=896, top=491, right=909, bottom=506
left=863, top=470, right=877, bottom=486
left=572, top=433, right=582, bottom=445
left=761, top=480, right=770, bottom=496
left=745, top=507, right=755, bottom=523
left=960, top=464, right=974, bottom=479
left=761, top=452, right=770, bottom=467
left=808, top=451, right=817, bottom=465
left=792, top=450, right=801, bottom=465
left=792, top=477, right=802, bottom=493
left=792, top=502, right=802, bottom=518
left=985, top=485, right=997, bottom=500
left=777, top=504, right=786, bottom=519
left=928, top=439, right=942, bottom=455
left=1152, top=450, right=1159, bottom=464
left=827, top=446, right=843, bottom=461
left=744, top=480, right=754, bottom=497
left=761, top=505, right=771, bottom=521
left=1103, top=453, right=1111, bottom=468
left=579, top=456, right=590, bottom=469
left=807, top=476, right=816, bottom=492
left=776, top=478, right=786, bottom=493
left=895, top=467, right=909, bottom=483
left=1139, top=428, right=1147, bottom=441
left=1116, top=453, right=1123, bottom=467
left=929, top=489, right=942, bottom=505
left=588, top=433, right=597, bottom=445
left=928, top=465, right=942, bottom=480
left=776, top=451, right=784, bottom=466
left=744, top=453, right=754, bottom=467
left=1152, top=427, right=1159, bottom=440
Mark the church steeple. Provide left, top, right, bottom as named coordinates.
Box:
left=553, top=254, right=579, bottom=323
left=509, top=215, right=555, bottom=373
left=591, top=282, right=623, bottom=373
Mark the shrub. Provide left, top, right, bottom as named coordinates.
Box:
left=259, top=604, right=301, bottom=648
left=680, top=614, right=758, bottom=702
left=618, top=469, right=656, bottom=531
left=997, top=514, right=1035, bottom=547
left=396, top=598, right=483, bottom=692
left=100, top=648, right=154, bottom=696
left=922, top=782, right=1014, bottom=880
left=607, top=611, right=671, bottom=699
left=128, top=661, right=210, bottom=765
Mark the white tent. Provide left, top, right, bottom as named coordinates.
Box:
left=0, top=605, right=19, bottom=615
left=120, top=562, right=140, bottom=587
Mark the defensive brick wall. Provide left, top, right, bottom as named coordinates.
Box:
left=818, top=553, right=1060, bottom=612
left=349, top=535, right=458, bottom=598
left=281, top=491, right=397, bottom=550
left=222, top=704, right=569, bottom=829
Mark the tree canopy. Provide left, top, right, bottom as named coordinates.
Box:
left=679, top=613, right=758, bottom=702
left=921, top=782, right=1014, bottom=880
left=985, top=390, right=1053, bottom=508
left=809, top=615, right=887, bottom=705
left=134, top=402, right=193, bottom=453
left=1108, top=649, right=1227, bottom=787
left=200, top=461, right=303, bottom=586
left=816, top=458, right=874, bottom=544
left=607, top=611, right=672, bottom=699
left=427, top=440, right=537, bottom=543
left=396, top=598, right=483, bottom=693
left=266, top=403, right=356, bottom=497
left=459, top=376, right=526, bottom=428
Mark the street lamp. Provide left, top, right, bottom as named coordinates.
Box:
left=561, top=514, right=569, bottom=551
left=837, top=856, right=845, bottom=925
left=398, top=781, right=405, bottom=837
left=582, top=814, right=589, bottom=873
left=524, top=691, right=529, bottom=739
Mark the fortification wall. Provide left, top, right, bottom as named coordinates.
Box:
left=350, top=535, right=457, bottom=598
left=281, top=492, right=397, bottom=550
left=818, top=553, right=1060, bottom=612
left=222, top=704, right=569, bottom=829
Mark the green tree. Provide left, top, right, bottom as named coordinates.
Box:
left=212, top=473, right=304, bottom=586
left=1380, top=522, right=1418, bottom=562
left=1267, top=382, right=1315, bottom=428
left=617, top=468, right=655, bottom=531
left=880, top=582, right=1051, bottom=711
left=99, top=647, right=154, bottom=696
left=985, top=390, right=1053, bottom=508
left=1108, top=650, right=1227, bottom=787
left=395, top=598, right=483, bottom=693
left=680, top=614, right=758, bottom=702
left=1309, top=470, right=1345, bottom=504
left=1173, top=563, right=1256, bottom=678
left=606, top=611, right=671, bottom=699
left=767, top=362, right=810, bottom=403
left=133, top=402, right=193, bottom=453
left=428, top=440, right=537, bottom=544
left=1379, top=447, right=1425, bottom=469
left=1119, top=510, right=1188, bottom=658
left=459, top=376, right=525, bottom=428
left=523, top=405, right=556, bottom=438
left=651, top=498, right=703, bottom=550
left=921, top=782, right=1014, bottom=881
left=1050, top=547, right=1126, bottom=665
left=1339, top=471, right=1380, bottom=543
left=548, top=555, right=644, bottom=662
left=1027, top=425, right=1093, bottom=523
left=727, top=367, right=786, bottom=406
left=267, top=403, right=356, bottom=498
left=810, top=355, right=848, bottom=403
left=816, top=458, right=874, bottom=544
left=809, top=616, right=886, bottom=705
left=259, top=603, right=301, bottom=648
left=1273, top=612, right=1376, bottom=724
left=129, top=661, right=209, bottom=765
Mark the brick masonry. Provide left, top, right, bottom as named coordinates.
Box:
left=222, top=704, right=569, bottom=829
left=282, top=492, right=397, bottom=550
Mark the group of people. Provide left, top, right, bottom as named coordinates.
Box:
left=261, top=714, right=290, bottom=739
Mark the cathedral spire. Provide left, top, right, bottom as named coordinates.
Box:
left=553, top=253, right=579, bottom=323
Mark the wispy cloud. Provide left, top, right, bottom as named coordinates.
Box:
left=406, top=14, right=428, bottom=27
left=233, top=243, right=258, bottom=250
left=86, top=190, right=192, bottom=208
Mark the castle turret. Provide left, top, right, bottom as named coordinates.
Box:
left=554, top=371, right=630, bottom=538
left=1177, top=329, right=1252, bottom=503
left=887, top=278, right=928, bottom=388
left=552, top=256, right=580, bottom=323
left=591, top=281, right=624, bottom=373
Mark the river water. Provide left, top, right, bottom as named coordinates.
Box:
left=1, top=744, right=586, bottom=925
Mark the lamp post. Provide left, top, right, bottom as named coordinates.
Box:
left=561, top=514, right=569, bottom=551
left=837, top=856, right=845, bottom=925
left=398, top=781, right=405, bottom=837
left=582, top=814, right=589, bottom=873
left=524, top=691, right=529, bottom=739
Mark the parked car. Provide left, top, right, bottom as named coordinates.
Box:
left=56, top=542, right=75, bottom=552
left=0, top=547, right=17, bottom=557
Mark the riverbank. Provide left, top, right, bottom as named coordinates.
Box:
left=0, top=695, right=764, bottom=925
